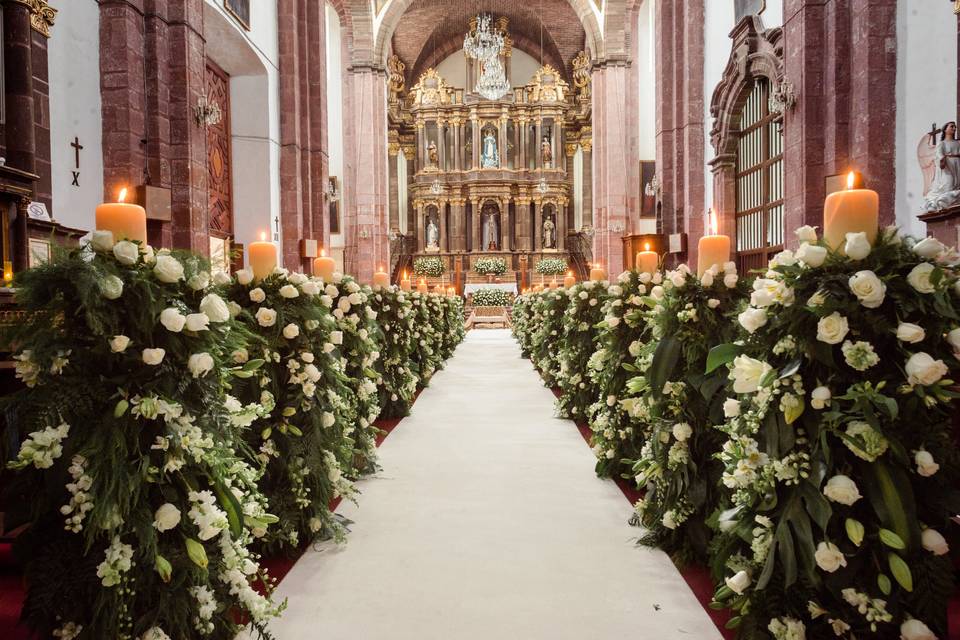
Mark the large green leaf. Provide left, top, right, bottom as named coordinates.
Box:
left=861, top=459, right=920, bottom=551
left=212, top=475, right=244, bottom=538
left=649, top=336, right=682, bottom=397
left=776, top=524, right=798, bottom=588
left=706, top=343, right=741, bottom=374
left=889, top=553, right=914, bottom=592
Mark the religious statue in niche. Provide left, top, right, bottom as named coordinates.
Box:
left=428, top=141, right=439, bottom=167
left=541, top=135, right=553, bottom=167
left=919, top=121, right=960, bottom=212
left=482, top=206, right=499, bottom=251
left=481, top=129, right=499, bottom=168
left=426, top=215, right=440, bottom=250
left=542, top=214, right=556, bottom=249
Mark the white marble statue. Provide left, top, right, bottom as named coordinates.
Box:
left=543, top=216, right=556, bottom=249
left=483, top=212, right=499, bottom=250
left=427, top=218, right=439, bottom=249
left=923, top=121, right=960, bottom=212
left=481, top=131, right=499, bottom=168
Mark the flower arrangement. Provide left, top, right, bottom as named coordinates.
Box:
left=440, top=294, right=466, bottom=358
left=535, top=258, right=568, bottom=275
left=555, top=280, right=610, bottom=418
left=4, top=237, right=283, bottom=639
left=511, top=292, right=539, bottom=358
left=368, top=287, right=420, bottom=418
left=709, top=227, right=960, bottom=639
left=413, top=256, right=445, bottom=277
left=472, top=288, right=512, bottom=307
left=529, top=289, right=570, bottom=387
left=223, top=267, right=359, bottom=550
left=407, top=291, right=445, bottom=386
left=474, top=257, right=507, bottom=276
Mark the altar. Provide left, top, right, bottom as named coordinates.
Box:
left=464, top=282, right=518, bottom=296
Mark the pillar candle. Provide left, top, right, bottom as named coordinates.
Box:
left=372, top=269, right=390, bottom=289
left=313, top=251, right=336, bottom=281
left=697, top=209, right=731, bottom=276
left=590, top=264, right=605, bottom=281
left=417, top=278, right=428, bottom=294
left=95, top=188, right=147, bottom=244
left=249, top=233, right=278, bottom=281
left=400, top=272, right=412, bottom=291
left=635, top=245, right=658, bottom=275
left=563, top=271, right=576, bottom=288
left=823, top=171, right=879, bottom=251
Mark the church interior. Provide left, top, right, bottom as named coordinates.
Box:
left=0, top=1, right=959, bottom=639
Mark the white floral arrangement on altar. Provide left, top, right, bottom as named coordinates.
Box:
left=413, top=256, right=445, bottom=277
left=472, top=287, right=512, bottom=307
left=535, top=258, right=568, bottom=275
left=708, top=226, right=960, bottom=639
left=474, top=257, right=507, bottom=276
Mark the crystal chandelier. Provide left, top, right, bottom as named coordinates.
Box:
left=463, top=14, right=503, bottom=64
left=476, top=55, right=511, bottom=101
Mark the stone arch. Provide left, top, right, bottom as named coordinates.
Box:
left=709, top=15, right=785, bottom=160
left=372, top=0, right=605, bottom=69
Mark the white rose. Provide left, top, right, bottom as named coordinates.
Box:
left=670, top=271, right=686, bottom=288
left=606, top=316, right=621, bottom=328
left=700, top=271, right=715, bottom=287
left=349, top=292, right=363, bottom=305
left=279, top=284, right=299, bottom=299
left=730, top=355, right=773, bottom=394
left=331, top=331, right=343, bottom=345
left=796, top=242, right=827, bottom=268
left=816, top=312, right=849, bottom=345
left=738, top=308, right=768, bottom=334
left=227, top=301, right=242, bottom=317
left=848, top=270, right=886, bottom=308
left=814, top=541, right=847, bottom=573
left=91, top=230, right=115, bottom=252
left=236, top=268, right=254, bottom=285
left=844, top=231, right=872, bottom=260
left=915, top=449, right=940, bottom=477
left=325, top=284, right=339, bottom=297
left=708, top=298, right=721, bottom=309
left=153, top=255, right=184, bottom=284
left=651, top=285, right=665, bottom=299
left=905, top=352, right=948, bottom=386
left=772, top=249, right=797, bottom=267
left=900, top=619, right=938, bottom=640
left=142, top=348, right=166, bottom=366
left=212, top=271, right=232, bottom=286
left=322, top=412, right=336, bottom=428
left=255, top=307, right=277, bottom=327
left=672, top=422, right=693, bottom=442
left=283, top=323, right=300, bottom=339
left=141, top=627, right=172, bottom=640
left=109, top=335, right=131, bottom=353
left=153, top=503, right=181, bottom=532
left=723, top=273, right=739, bottom=288
left=232, top=348, right=249, bottom=364
left=895, top=323, right=926, bottom=344
left=301, top=281, right=320, bottom=296
left=112, top=241, right=139, bottom=265
left=141, top=245, right=156, bottom=264
left=187, top=271, right=209, bottom=291
left=159, top=308, right=186, bottom=332
left=810, top=386, right=831, bottom=410
left=100, top=275, right=124, bottom=300
left=320, top=294, right=333, bottom=308
left=921, top=528, right=949, bottom=556
left=907, top=263, right=936, bottom=294
left=187, top=352, right=214, bottom=378
left=822, top=475, right=862, bottom=505
left=796, top=225, right=818, bottom=243
left=914, top=237, right=946, bottom=259
left=725, top=570, right=751, bottom=595
left=948, top=328, right=960, bottom=352
left=723, top=398, right=741, bottom=418
left=184, top=313, right=210, bottom=332
left=322, top=342, right=335, bottom=353
left=199, top=294, right=230, bottom=323
left=249, top=287, right=266, bottom=303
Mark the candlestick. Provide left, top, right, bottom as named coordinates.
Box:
left=823, top=171, right=879, bottom=251
left=697, top=209, right=731, bottom=276
left=312, top=250, right=336, bottom=281
left=95, top=188, right=147, bottom=244
left=636, top=243, right=658, bottom=275
left=372, top=266, right=390, bottom=289
left=249, top=232, right=278, bottom=281
left=563, top=270, right=576, bottom=288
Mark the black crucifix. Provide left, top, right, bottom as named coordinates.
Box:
left=929, top=122, right=943, bottom=145
left=70, top=136, right=83, bottom=186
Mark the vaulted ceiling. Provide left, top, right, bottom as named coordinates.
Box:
left=389, top=0, right=589, bottom=86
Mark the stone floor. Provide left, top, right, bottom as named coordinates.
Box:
left=243, top=329, right=721, bottom=639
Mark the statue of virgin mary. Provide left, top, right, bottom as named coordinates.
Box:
left=481, top=130, right=499, bottom=168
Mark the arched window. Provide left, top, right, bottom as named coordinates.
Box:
left=735, top=78, right=784, bottom=272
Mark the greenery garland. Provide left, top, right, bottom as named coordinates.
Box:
left=708, top=228, right=960, bottom=639
left=472, top=288, right=512, bottom=307
left=4, top=239, right=283, bottom=639
left=413, top=256, right=445, bottom=277
left=511, top=293, right=538, bottom=358
left=535, top=258, right=568, bottom=275
left=555, top=280, right=610, bottom=418
left=528, top=289, right=570, bottom=387
left=473, top=257, right=507, bottom=276
left=368, top=287, right=419, bottom=418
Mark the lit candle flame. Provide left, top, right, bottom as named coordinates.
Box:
left=707, top=208, right=718, bottom=236
left=403, top=270, right=407, bottom=279
left=118, top=188, right=128, bottom=203
left=846, top=171, right=856, bottom=190
left=644, top=242, right=651, bottom=251
left=260, top=231, right=266, bottom=242
left=320, top=248, right=326, bottom=257
left=567, top=270, right=572, bottom=277
left=378, top=265, right=384, bottom=273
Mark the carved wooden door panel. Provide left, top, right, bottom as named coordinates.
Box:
left=206, top=60, right=232, bottom=238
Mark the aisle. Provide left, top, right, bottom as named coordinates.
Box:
left=249, top=329, right=722, bottom=639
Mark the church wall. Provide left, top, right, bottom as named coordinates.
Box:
left=636, top=0, right=656, bottom=162
left=702, top=0, right=736, bottom=216
left=434, top=48, right=542, bottom=89
left=48, top=0, right=104, bottom=232
left=326, top=4, right=346, bottom=269
left=894, top=2, right=958, bottom=240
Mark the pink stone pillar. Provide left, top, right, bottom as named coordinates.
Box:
left=343, top=68, right=389, bottom=281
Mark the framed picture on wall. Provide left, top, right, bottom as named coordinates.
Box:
left=224, top=0, right=250, bottom=30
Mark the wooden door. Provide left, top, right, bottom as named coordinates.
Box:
left=206, top=60, right=233, bottom=239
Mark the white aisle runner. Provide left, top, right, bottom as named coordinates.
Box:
left=249, top=329, right=722, bottom=639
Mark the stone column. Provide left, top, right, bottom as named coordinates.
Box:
left=535, top=120, right=543, bottom=170
left=438, top=201, right=449, bottom=252
left=533, top=200, right=542, bottom=251
left=452, top=120, right=461, bottom=171
left=403, top=145, right=416, bottom=231
left=437, top=119, right=446, bottom=171
left=581, top=136, right=594, bottom=229
left=558, top=201, right=567, bottom=251
left=415, top=202, right=424, bottom=251
left=500, top=198, right=510, bottom=251
left=3, top=0, right=35, bottom=174
left=518, top=117, right=527, bottom=170
left=516, top=197, right=531, bottom=251
left=471, top=112, right=480, bottom=168
left=450, top=198, right=464, bottom=250
left=417, top=122, right=426, bottom=172
left=499, top=116, right=508, bottom=168
left=471, top=199, right=481, bottom=250
left=388, top=142, right=400, bottom=232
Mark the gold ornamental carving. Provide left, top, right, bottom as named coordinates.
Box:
left=580, top=138, right=592, bottom=153
left=388, top=141, right=401, bottom=156
left=412, top=68, right=453, bottom=106
left=572, top=50, right=591, bottom=100
left=565, top=142, right=579, bottom=158
left=388, top=55, right=406, bottom=100
left=527, top=65, right=569, bottom=104
left=10, top=0, right=57, bottom=37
